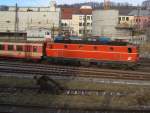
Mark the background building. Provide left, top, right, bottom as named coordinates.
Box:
left=61, top=6, right=92, bottom=36
left=0, top=0, right=60, bottom=41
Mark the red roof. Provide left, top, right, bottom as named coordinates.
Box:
left=61, top=7, right=92, bottom=19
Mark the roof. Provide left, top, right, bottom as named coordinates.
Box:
left=75, top=9, right=92, bottom=15
left=61, top=7, right=92, bottom=19
left=118, top=9, right=133, bottom=15
left=128, top=10, right=150, bottom=16
left=61, top=8, right=80, bottom=19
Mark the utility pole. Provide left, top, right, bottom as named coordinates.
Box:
left=51, top=23, right=55, bottom=40
left=104, top=0, right=110, bottom=10
left=14, top=3, right=19, bottom=40
left=137, top=5, right=140, bottom=32
left=15, top=3, right=19, bottom=33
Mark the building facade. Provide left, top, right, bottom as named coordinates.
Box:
left=128, top=10, right=150, bottom=30
left=61, top=6, right=92, bottom=36
left=0, top=1, right=60, bottom=41
left=118, top=15, right=135, bottom=27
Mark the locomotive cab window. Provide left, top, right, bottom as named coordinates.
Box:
left=16, top=45, right=23, bottom=51
left=8, top=45, right=14, bottom=51
left=128, top=48, right=132, bottom=53
left=0, top=45, right=4, bottom=50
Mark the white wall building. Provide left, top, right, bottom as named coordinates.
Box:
left=61, top=6, right=92, bottom=36
left=72, top=14, right=92, bottom=36
left=0, top=0, right=60, bottom=41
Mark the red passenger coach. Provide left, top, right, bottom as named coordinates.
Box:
left=46, top=43, right=139, bottom=65
left=0, top=42, right=43, bottom=60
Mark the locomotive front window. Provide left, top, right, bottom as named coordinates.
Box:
left=128, top=48, right=132, bottom=53
left=0, top=45, right=4, bottom=50
left=16, top=45, right=23, bottom=51
left=8, top=45, right=14, bottom=51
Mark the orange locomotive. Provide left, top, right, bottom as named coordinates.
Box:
left=0, top=41, right=139, bottom=68
left=46, top=42, right=139, bottom=67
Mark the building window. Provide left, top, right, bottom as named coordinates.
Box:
left=79, top=16, right=82, bottom=20
left=83, top=22, right=85, bottom=26
left=6, top=20, right=10, bottom=23
left=0, top=45, right=4, bottom=50
left=126, top=17, right=129, bottom=21
left=119, top=17, right=121, bottom=21
left=87, top=16, right=90, bottom=20
left=79, top=23, right=82, bottom=26
left=8, top=45, right=14, bottom=51
left=46, top=32, right=50, bottom=35
left=16, top=45, right=23, bottom=51
left=61, top=23, right=64, bottom=26
left=79, top=30, right=83, bottom=34
left=136, top=19, right=138, bottom=22
left=122, top=17, right=125, bottom=21
left=64, top=23, right=67, bottom=26
left=87, top=23, right=90, bottom=26
left=139, top=19, right=141, bottom=22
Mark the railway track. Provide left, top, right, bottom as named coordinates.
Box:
left=0, top=58, right=150, bottom=71
left=0, top=104, right=149, bottom=113
left=0, top=61, right=150, bottom=81
left=0, top=86, right=127, bottom=97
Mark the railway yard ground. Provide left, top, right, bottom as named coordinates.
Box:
left=0, top=58, right=150, bottom=112
left=0, top=75, right=150, bottom=109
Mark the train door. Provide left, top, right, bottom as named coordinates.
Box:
left=25, top=45, right=32, bottom=59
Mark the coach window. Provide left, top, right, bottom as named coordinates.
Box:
left=16, top=45, right=23, bottom=51
left=33, top=46, right=37, bottom=52
left=0, top=45, right=4, bottom=50
left=128, top=48, right=132, bottom=53
left=8, top=45, right=14, bottom=51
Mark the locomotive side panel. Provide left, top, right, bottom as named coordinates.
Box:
left=46, top=43, right=139, bottom=63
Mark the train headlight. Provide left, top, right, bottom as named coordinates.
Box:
left=128, top=57, right=132, bottom=61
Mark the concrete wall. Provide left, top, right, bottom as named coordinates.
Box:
left=0, top=11, right=60, bottom=32
left=92, top=10, right=119, bottom=36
